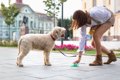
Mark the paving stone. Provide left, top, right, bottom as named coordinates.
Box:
left=0, top=47, right=119, bottom=80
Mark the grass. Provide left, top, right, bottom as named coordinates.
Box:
left=52, top=49, right=120, bottom=58
left=85, top=50, right=120, bottom=58
left=85, top=50, right=96, bottom=55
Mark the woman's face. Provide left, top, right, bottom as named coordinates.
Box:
left=71, top=19, right=78, bottom=29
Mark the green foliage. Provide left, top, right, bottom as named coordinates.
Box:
left=0, top=2, right=19, bottom=26
left=0, top=0, right=19, bottom=40
left=57, top=18, right=73, bottom=39
left=0, top=40, right=17, bottom=47
left=43, top=0, right=67, bottom=17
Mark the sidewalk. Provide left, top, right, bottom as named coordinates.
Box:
left=0, top=47, right=120, bottom=80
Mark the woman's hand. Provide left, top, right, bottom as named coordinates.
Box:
left=73, top=59, right=80, bottom=64
left=73, top=51, right=83, bottom=64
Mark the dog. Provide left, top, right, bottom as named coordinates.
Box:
left=16, top=26, right=66, bottom=67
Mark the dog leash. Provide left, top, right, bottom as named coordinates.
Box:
left=57, top=49, right=77, bottom=57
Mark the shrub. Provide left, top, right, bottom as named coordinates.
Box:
left=0, top=40, right=17, bottom=47
left=53, top=44, right=94, bottom=51
left=85, top=45, right=95, bottom=51
left=54, top=44, right=79, bottom=50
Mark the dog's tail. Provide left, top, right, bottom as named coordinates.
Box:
left=18, top=37, right=23, bottom=55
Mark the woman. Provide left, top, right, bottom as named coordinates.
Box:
left=71, top=6, right=117, bottom=66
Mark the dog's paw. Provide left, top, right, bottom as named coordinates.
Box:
left=45, top=64, right=52, bottom=66
left=16, top=63, right=24, bottom=67
left=18, top=64, right=24, bottom=67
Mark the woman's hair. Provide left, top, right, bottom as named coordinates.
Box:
left=71, top=10, right=87, bottom=29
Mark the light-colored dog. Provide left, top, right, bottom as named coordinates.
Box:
left=16, top=26, right=66, bottom=67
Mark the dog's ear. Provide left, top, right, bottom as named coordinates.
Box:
left=52, top=29, right=59, bottom=38
left=53, top=29, right=59, bottom=34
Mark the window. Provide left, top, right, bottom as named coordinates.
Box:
left=93, top=0, right=96, bottom=6
left=12, top=23, right=15, bottom=27
left=40, top=27, right=44, bottom=34
left=25, top=9, right=27, bottom=12
left=34, top=22, right=36, bottom=28
left=38, top=22, right=40, bottom=27
left=0, top=31, right=2, bottom=36
left=108, top=0, right=111, bottom=5
left=15, top=20, right=17, bottom=27
left=84, top=2, right=86, bottom=9
left=30, top=21, right=33, bottom=28
left=42, top=23, right=44, bottom=27
left=5, top=31, right=9, bottom=36
left=46, top=23, right=48, bottom=29
left=49, top=23, right=52, bottom=30
left=19, top=20, right=22, bottom=27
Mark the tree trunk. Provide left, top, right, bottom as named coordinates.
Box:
left=9, top=25, right=10, bottom=41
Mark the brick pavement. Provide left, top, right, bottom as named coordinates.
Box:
left=0, top=47, right=120, bottom=80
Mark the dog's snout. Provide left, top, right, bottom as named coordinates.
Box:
left=61, top=34, right=65, bottom=37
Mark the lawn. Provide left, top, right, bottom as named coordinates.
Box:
left=52, top=50, right=120, bottom=58
left=85, top=50, right=120, bottom=58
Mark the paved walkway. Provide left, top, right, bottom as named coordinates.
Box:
left=0, top=47, right=120, bottom=80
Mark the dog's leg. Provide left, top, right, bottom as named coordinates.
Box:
left=16, top=52, right=25, bottom=67
left=16, top=49, right=29, bottom=67
left=43, top=51, right=51, bottom=66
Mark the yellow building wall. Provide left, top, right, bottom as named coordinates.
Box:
left=73, top=0, right=120, bottom=41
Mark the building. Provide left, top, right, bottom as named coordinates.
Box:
left=0, top=0, right=56, bottom=41
left=73, top=0, right=120, bottom=41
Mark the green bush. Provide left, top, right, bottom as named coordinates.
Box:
left=0, top=40, right=17, bottom=47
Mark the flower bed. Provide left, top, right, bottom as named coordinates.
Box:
left=53, top=44, right=94, bottom=51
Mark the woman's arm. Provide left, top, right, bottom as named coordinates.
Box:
left=73, top=25, right=87, bottom=64
left=78, top=25, right=87, bottom=52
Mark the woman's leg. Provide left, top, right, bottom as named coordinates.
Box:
left=73, top=51, right=83, bottom=64
left=91, top=39, right=117, bottom=65
left=91, top=40, right=111, bottom=54
left=89, top=22, right=113, bottom=66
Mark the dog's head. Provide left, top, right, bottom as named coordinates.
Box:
left=50, top=26, right=66, bottom=40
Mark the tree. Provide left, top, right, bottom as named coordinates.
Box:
left=0, top=0, right=19, bottom=40
left=58, top=18, right=73, bottom=40
left=43, top=0, right=67, bottom=26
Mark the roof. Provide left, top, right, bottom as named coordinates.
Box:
left=0, top=3, right=53, bottom=21
left=36, top=12, right=53, bottom=21
left=13, top=3, right=34, bottom=12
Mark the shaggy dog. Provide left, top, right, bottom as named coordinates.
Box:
left=16, top=27, right=66, bottom=67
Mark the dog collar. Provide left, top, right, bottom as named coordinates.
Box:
left=50, top=34, right=56, bottom=41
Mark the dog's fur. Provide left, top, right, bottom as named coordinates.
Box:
left=16, top=27, right=66, bottom=67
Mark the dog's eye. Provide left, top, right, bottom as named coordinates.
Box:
left=59, top=29, right=61, bottom=32
left=56, top=31, right=59, bottom=34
